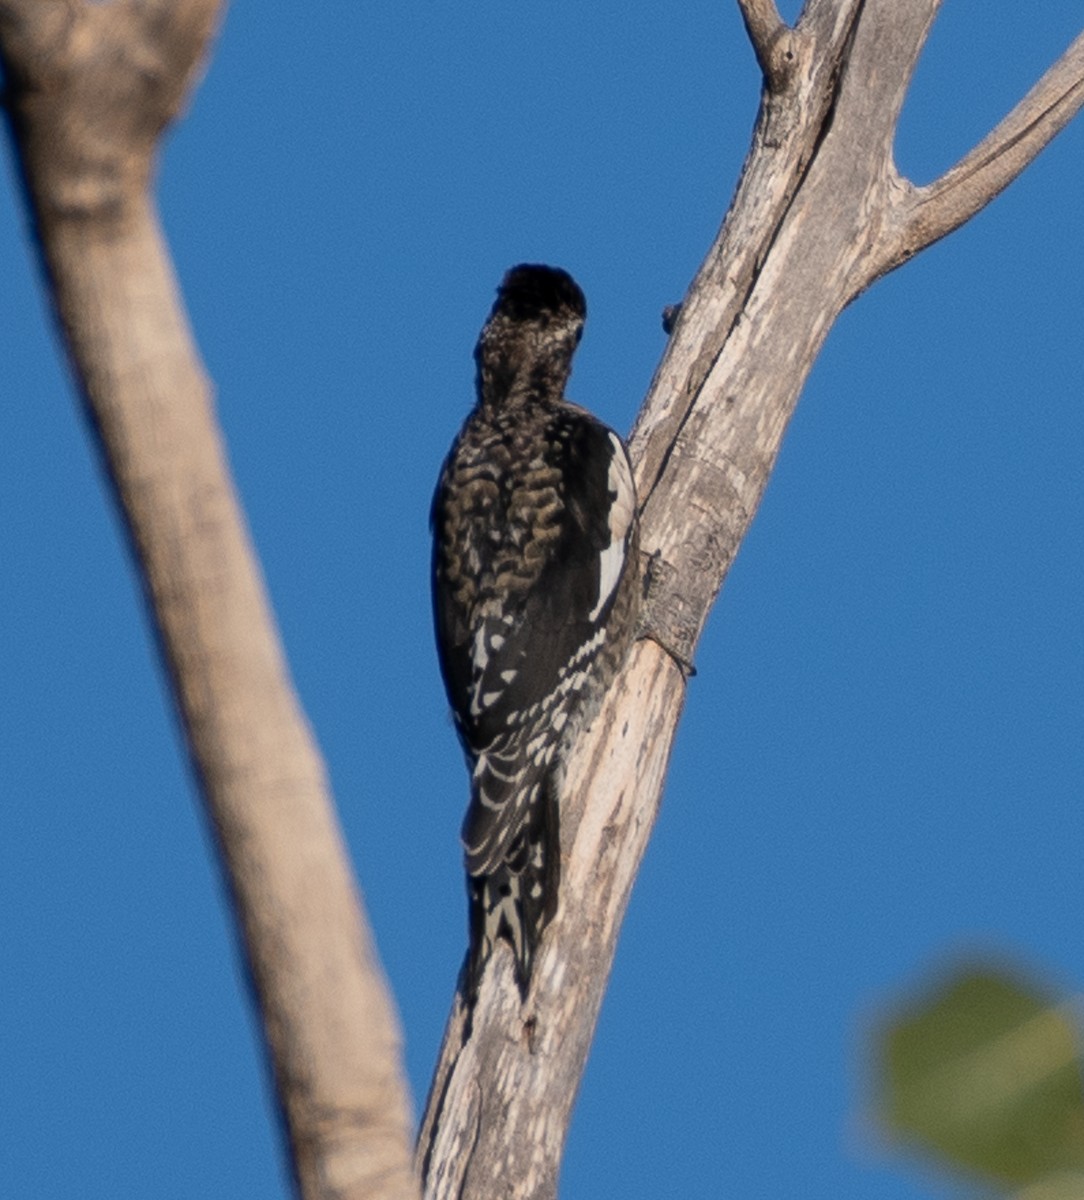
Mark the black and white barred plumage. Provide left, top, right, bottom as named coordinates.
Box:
left=431, top=264, right=640, bottom=998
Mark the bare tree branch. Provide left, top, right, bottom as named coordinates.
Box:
left=0, top=4, right=418, bottom=1198
left=418, top=2, right=1083, bottom=1196
left=417, top=648, right=684, bottom=1200
left=738, top=0, right=790, bottom=87
left=631, top=0, right=863, bottom=528
left=871, top=28, right=1084, bottom=279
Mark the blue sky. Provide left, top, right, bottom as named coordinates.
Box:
left=2, top=3, right=1081, bottom=1197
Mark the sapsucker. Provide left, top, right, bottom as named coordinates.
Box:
left=431, top=264, right=640, bottom=998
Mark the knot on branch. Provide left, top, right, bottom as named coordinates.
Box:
left=739, top=0, right=803, bottom=94
left=0, top=0, right=224, bottom=221
left=763, top=28, right=802, bottom=94
left=661, top=303, right=682, bottom=336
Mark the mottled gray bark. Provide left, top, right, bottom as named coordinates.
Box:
left=417, top=3, right=1084, bottom=1197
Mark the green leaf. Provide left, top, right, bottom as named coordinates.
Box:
left=1012, top=1172, right=1084, bottom=1200
left=877, top=965, right=1084, bottom=1187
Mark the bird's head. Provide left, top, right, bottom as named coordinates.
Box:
left=474, top=264, right=586, bottom=405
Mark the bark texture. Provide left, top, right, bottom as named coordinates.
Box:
left=0, top=4, right=418, bottom=1198
left=417, top=2, right=1084, bottom=1196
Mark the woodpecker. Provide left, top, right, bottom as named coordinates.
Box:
left=431, top=264, right=640, bottom=998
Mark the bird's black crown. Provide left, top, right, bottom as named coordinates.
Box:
left=491, top=264, right=586, bottom=326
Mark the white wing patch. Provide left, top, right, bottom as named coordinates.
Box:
left=468, top=622, right=494, bottom=716
left=589, top=432, right=636, bottom=622
left=468, top=616, right=518, bottom=717
left=471, top=623, right=490, bottom=672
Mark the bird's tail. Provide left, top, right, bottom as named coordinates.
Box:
left=465, top=776, right=559, bottom=1000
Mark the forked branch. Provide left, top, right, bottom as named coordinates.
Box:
left=738, top=0, right=791, bottom=87
left=871, top=28, right=1084, bottom=278
left=418, top=3, right=1083, bottom=1197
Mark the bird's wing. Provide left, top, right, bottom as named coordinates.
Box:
left=433, top=410, right=637, bottom=871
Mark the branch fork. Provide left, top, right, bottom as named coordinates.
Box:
left=739, top=0, right=800, bottom=91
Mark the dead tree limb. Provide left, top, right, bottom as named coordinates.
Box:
left=875, top=26, right=1084, bottom=276
left=417, top=3, right=1084, bottom=1197
left=0, top=4, right=417, bottom=1198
